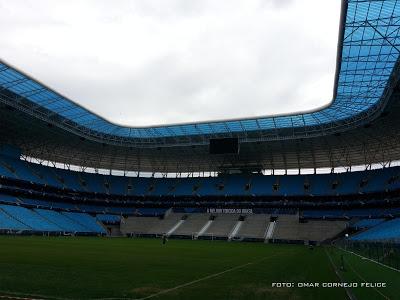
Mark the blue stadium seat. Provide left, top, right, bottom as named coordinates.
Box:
left=34, top=208, right=88, bottom=233
left=351, top=218, right=400, bottom=241
left=0, top=204, right=61, bottom=231
left=62, top=212, right=106, bottom=234
left=2, top=154, right=400, bottom=197
left=0, top=195, right=19, bottom=204
left=0, top=208, right=30, bottom=231
left=350, top=218, right=385, bottom=229
left=96, top=214, right=121, bottom=223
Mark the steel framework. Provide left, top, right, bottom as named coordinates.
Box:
left=0, top=0, right=400, bottom=172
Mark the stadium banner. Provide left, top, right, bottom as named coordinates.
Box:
left=206, top=208, right=253, bottom=214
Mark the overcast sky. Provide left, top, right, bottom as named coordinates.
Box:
left=0, top=0, right=341, bottom=126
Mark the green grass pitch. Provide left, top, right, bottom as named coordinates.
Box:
left=0, top=236, right=398, bottom=300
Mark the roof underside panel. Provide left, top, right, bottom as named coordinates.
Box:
left=0, top=0, right=399, bottom=141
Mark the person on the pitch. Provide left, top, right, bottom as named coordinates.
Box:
left=162, top=234, right=168, bottom=245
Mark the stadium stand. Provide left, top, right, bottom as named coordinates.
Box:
left=3, top=154, right=400, bottom=199
left=303, top=208, right=400, bottom=219
left=146, top=213, right=185, bottom=235
left=0, top=0, right=400, bottom=247
left=350, top=218, right=400, bottom=242
left=0, top=203, right=106, bottom=234
left=120, top=213, right=301, bottom=241
left=172, top=214, right=211, bottom=237
left=272, top=215, right=347, bottom=242
left=0, top=208, right=30, bottom=231
left=120, top=217, right=162, bottom=236
left=201, top=215, right=240, bottom=239
left=0, top=195, right=19, bottom=204
left=0, top=205, right=60, bottom=232
left=350, top=219, right=386, bottom=230
left=236, top=214, right=270, bottom=240
left=96, top=214, right=121, bottom=224
left=33, top=208, right=103, bottom=234
left=62, top=212, right=106, bottom=234
left=3, top=155, right=400, bottom=197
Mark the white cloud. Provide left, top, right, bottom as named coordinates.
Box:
left=0, top=0, right=341, bottom=126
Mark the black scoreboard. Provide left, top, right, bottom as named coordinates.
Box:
left=209, top=138, right=239, bottom=154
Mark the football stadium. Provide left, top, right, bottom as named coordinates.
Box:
left=1, top=0, right=400, bottom=299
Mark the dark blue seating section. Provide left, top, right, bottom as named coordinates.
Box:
left=350, top=218, right=400, bottom=241
left=0, top=203, right=106, bottom=234
left=1, top=155, right=400, bottom=197
left=303, top=208, right=400, bottom=219
left=350, top=219, right=385, bottom=229
left=96, top=214, right=121, bottom=223
left=0, top=194, right=19, bottom=204
left=135, top=208, right=168, bottom=216
left=0, top=194, right=170, bottom=217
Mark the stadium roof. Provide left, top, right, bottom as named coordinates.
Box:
left=0, top=0, right=400, bottom=173
left=0, top=0, right=399, bottom=146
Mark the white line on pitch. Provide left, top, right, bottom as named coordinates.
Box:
left=342, top=256, right=391, bottom=300
left=0, top=294, right=44, bottom=300
left=0, top=290, right=73, bottom=300
left=337, top=247, right=400, bottom=273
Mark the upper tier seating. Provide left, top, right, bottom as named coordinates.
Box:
left=2, top=155, right=400, bottom=197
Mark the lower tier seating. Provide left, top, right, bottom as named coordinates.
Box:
left=173, top=214, right=211, bottom=236
left=272, top=215, right=348, bottom=242
left=120, top=213, right=185, bottom=235
left=202, top=214, right=240, bottom=238
left=237, top=214, right=270, bottom=239
left=350, top=218, right=385, bottom=229
left=120, top=213, right=350, bottom=242
left=0, top=204, right=105, bottom=234
left=350, top=218, right=400, bottom=241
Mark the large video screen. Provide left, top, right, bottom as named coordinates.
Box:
left=209, top=138, right=239, bottom=154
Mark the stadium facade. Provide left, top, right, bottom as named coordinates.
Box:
left=0, top=0, right=399, bottom=245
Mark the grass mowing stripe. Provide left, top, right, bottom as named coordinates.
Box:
left=97, top=254, right=280, bottom=300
